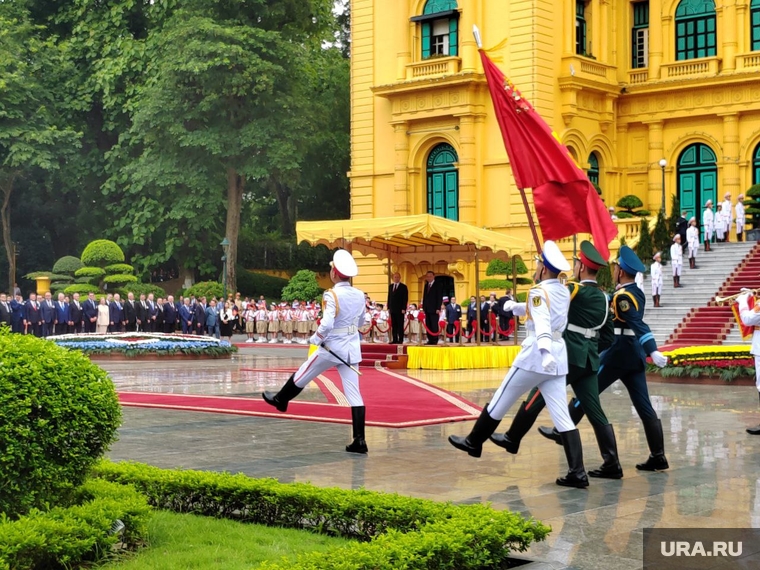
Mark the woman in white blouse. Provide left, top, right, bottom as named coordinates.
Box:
left=96, top=297, right=110, bottom=333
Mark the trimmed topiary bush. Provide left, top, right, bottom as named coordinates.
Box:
left=52, top=256, right=84, bottom=275
left=281, top=270, right=322, bottom=302
left=0, top=329, right=121, bottom=518
left=186, top=281, right=225, bottom=300
left=74, top=267, right=107, bottom=279
left=81, top=240, right=125, bottom=266
left=103, top=274, right=138, bottom=285
left=64, top=284, right=101, bottom=296
left=104, top=263, right=135, bottom=275
left=237, top=267, right=289, bottom=299
left=113, top=283, right=167, bottom=298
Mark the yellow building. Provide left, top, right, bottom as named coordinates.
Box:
left=342, top=0, right=760, bottom=304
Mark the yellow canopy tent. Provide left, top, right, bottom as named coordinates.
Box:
left=296, top=214, right=528, bottom=346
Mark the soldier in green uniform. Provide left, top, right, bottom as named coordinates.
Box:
left=490, top=241, right=624, bottom=479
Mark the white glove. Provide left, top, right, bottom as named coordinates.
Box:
left=540, top=349, right=557, bottom=374
left=741, top=288, right=752, bottom=293
left=309, top=334, right=323, bottom=346
left=502, top=300, right=517, bottom=313
left=650, top=351, right=668, bottom=368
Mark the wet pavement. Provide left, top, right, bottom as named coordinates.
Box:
left=104, top=346, right=760, bottom=569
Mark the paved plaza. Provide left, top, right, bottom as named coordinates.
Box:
left=106, top=347, right=760, bottom=569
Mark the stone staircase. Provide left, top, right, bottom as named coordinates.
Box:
left=643, top=241, right=757, bottom=347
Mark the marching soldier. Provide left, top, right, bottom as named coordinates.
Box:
left=670, top=234, right=683, bottom=288
left=448, top=241, right=589, bottom=488
left=651, top=252, right=663, bottom=307
left=544, top=247, right=670, bottom=472
left=686, top=217, right=699, bottom=269
left=736, top=290, right=760, bottom=435
left=492, top=241, right=623, bottom=479
left=263, top=250, right=369, bottom=454
left=702, top=200, right=714, bottom=251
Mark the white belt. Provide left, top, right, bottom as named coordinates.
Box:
left=566, top=323, right=599, bottom=339
left=331, top=326, right=358, bottom=335
left=614, top=328, right=636, bottom=336
left=530, top=330, right=564, bottom=341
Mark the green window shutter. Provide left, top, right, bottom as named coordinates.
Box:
left=422, top=22, right=431, bottom=58
left=448, top=18, right=458, bottom=56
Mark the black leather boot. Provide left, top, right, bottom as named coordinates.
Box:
left=346, top=406, right=368, bottom=453
left=449, top=407, right=501, bottom=458
left=262, top=375, right=303, bottom=412
left=588, top=423, right=623, bottom=479
left=738, top=232, right=744, bottom=242
left=636, top=418, right=669, bottom=471
left=490, top=399, right=543, bottom=454
left=747, top=393, right=760, bottom=435
left=538, top=398, right=586, bottom=444
left=556, top=429, right=589, bottom=488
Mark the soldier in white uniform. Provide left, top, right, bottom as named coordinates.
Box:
left=722, top=192, right=733, bottom=242
left=651, top=252, right=663, bottom=307
left=702, top=200, right=714, bottom=251
left=736, top=194, right=746, bottom=242
left=670, top=234, right=683, bottom=288
left=635, top=271, right=644, bottom=292
left=263, top=249, right=370, bottom=454
left=737, top=290, right=760, bottom=435
left=448, top=241, right=588, bottom=488
left=686, top=217, right=700, bottom=269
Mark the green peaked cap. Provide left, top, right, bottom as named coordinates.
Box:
left=579, top=240, right=608, bottom=268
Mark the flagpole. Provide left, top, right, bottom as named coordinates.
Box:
left=474, top=26, right=542, bottom=255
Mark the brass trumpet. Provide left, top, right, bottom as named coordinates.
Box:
left=715, top=289, right=760, bottom=305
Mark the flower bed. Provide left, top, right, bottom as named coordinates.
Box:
left=649, top=345, right=755, bottom=382
left=50, top=332, right=237, bottom=358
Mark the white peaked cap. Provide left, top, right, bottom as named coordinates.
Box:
left=331, top=249, right=358, bottom=277
left=541, top=240, right=571, bottom=273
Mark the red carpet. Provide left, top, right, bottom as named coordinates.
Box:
left=117, top=367, right=480, bottom=428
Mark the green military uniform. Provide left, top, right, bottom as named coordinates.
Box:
left=491, top=241, right=624, bottom=479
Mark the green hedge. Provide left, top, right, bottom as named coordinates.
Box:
left=113, top=283, right=167, bottom=298
left=52, top=256, right=83, bottom=275
left=237, top=267, right=288, bottom=299
left=94, top=461, right=549, bottom=569
left=104, top=263, right=135, bottom=275
left=0, top=478, right=151, bottom=570
left=186, top=281, right=224, bottom=300
left=75, top=267, right=107, bottom=278
left=64, top=284, right=101, bottom=296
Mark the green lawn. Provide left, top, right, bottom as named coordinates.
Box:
left=101, top=511, right=349, bottom=569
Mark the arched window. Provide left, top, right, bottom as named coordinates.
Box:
left=426, top=144, right=459, bottom=221
left=411, top=0, right=459, bottom=59
left=677, top=143, right=717, bottom=221
left=631, top=1, right=650, bottom=68
left=675, top=0, right=717, bottom=61
left=753, top=142, right=760, bottom=185
left=587, top=152, right=600, bottom=186
left=752, top=0, right=760, bottom=51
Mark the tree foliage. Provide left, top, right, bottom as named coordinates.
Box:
left=652, top=211, right=671, bottom=265
left=281, top=270, right=322, bottom=302
left=635, top=218, right=653, bottom=266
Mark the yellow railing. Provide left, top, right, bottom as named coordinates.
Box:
left=406, top=57, right=461, bottom=80
left=737, top=52, right=760, bottom=70
left=628, top=69, right=649, bottom=84
left=661, top=57, right=720, bottom=78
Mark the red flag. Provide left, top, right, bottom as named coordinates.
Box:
left=479, top=50, right=618, bottom=259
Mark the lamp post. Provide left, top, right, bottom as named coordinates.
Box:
left=659, top=158, right=667, bottom=214
left=220, top=238, right=230, bottom=300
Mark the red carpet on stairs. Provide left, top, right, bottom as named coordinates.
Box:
left=668, top=243, right=760, bottom=346
left=118, top=367, right=479, bottom=428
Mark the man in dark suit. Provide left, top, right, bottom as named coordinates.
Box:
left=479, top=295, right=491, bottom=342
left=135, top=294, right=148, bottom=332
left=163, top=296, right=176, bottom=333
left=387, top=272, right=408, bottom=344
left=193, top=297, right=206, bottom=335
left=40, top=292, right=56, bottom=337
left=179, top=298, right=193, bottom=334
left=466, top=295, right=477, bottom=343
left=10, top=293, right=24, bottom=333
left=422, top=271, right=444, bottom=345
left=69, top=293, right=83, bottom=333
left=83, top=292, right=98, bottom=333
left=0, top=293, right=12, bottom=328
left=123, top=292, right=138, bottom=332
left=24, top=293, right=42, bottom=336
left=155, top=298, right=165, bottom=331
left=496, top=288, right=515, bottom=341
left=445, top=296, right=462, bottom=343
left=54, top=293, right=70, bottom=335
left=146, top=293, right=158, bottom=332
left=109, top=293, right=124, bottom=333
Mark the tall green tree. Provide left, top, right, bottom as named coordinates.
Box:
left=0, top=7, right=80, bottom=291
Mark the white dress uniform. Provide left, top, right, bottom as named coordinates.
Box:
left=736, top=200, right=746, bottom=237
left=702, top=206, right=714, bottom=243
left=738, top=293, right=760, bottom=391
left=485, top=278, right=575, bottom=432
left=651, top=261, right=663, bottom=295
left=670, top=241, right=683, bottom=276
left=715, top=207, right=726, bottom=240
left=722, top=198, right=733, bottom=238
left=635, top=272, right=644, bottom=292
left=293, top=281, right=366, bottom=405
left=687, top=225, right=699, bottom=259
